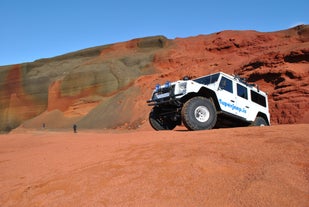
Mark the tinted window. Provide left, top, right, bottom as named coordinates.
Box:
left=194, top=73, right=220, bottom=85
left=219, top=77, right=233, bottom=93
left=251, top=90, right=266, bottom=107
left=237, top=84, right=248, bottom=99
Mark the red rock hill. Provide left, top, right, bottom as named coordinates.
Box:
left=0, top=25, right=308, bottom=132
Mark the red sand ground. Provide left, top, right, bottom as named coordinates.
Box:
left=1, top=124, right=308, bottom=207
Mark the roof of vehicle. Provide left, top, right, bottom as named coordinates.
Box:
left=193, top=72, right=268, bottom=96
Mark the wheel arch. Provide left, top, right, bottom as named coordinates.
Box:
left=256, top=112, right=270, bottom=125
left=180, top=87, right=221, bottom=111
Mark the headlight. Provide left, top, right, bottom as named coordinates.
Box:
left=178, top=82, right=187, bottom=94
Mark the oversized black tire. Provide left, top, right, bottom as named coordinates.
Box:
left=181, top=96, right=217, bottom=130
left=149, top=107, right=177, bottom=130
left=251, top=116, right=268, bottom=126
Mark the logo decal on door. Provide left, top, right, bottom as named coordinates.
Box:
left=219, top=99, right=247, bottom=113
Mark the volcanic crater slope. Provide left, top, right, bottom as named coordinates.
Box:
left=0, top=25, right=308, bottom=132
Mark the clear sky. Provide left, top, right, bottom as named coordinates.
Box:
left=1, top=0, right=308, bottom=66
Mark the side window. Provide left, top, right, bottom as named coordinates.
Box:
left=219, top=77, right=233, bottom=93
left=251, top=90, right=266, bottom=107
left=237, top=84, right=248, bottom=99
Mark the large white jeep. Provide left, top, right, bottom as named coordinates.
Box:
left=147, top=72, right=270, bottom=130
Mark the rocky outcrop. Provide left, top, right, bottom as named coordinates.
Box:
left=0, top=26, right=308, bottom=132
left=0, top=36, right=169, bottom=132
left=153, top=25, right=309, bottom=125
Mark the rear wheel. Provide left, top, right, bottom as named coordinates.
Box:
left=181, top=96, right=217, bottom=130
left=149, top=107, right=177, bottom=130
left=252, top=116, right=268, bottom=126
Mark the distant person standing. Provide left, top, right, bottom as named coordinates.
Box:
left=73, top=124, right=77, bottom=133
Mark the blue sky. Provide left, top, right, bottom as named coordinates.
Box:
left=0, top=0, right=308, bottom=66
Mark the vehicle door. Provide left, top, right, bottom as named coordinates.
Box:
left=216, top=76, right=237, bottom=114
left=235, top=83, right=251, bottom=119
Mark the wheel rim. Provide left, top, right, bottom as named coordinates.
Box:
left=194, top=106, right=210, bottom=122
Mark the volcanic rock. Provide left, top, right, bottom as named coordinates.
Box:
left=0, top=26, right=308, bottom=132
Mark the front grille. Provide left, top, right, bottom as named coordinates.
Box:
left=152, top=85, right=175, bottom=100
left=159, top=85, right=174, bottom=94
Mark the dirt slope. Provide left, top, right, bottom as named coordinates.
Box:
left=0, top=124, right=308, bottom=206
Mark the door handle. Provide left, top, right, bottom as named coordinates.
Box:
left=230, top=100, right=235, bottom=103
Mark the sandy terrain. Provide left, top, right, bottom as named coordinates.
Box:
left=0, top=124, right=308, bottom=207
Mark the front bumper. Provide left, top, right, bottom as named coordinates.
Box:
left=147, top=93, right=183, bottom=106
left=147, top=81, right=187, bottom=106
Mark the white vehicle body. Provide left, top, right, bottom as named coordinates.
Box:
left=147, top=72, right=270, bottom=130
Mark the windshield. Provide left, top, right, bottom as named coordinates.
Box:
left=193, top=73, right=220, bottom=85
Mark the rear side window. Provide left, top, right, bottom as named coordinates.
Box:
left=251, top=90, right=266, bottom=107
left=219, top=77, right=233, bottom=93
left=237, top=84, right=248, bottom=99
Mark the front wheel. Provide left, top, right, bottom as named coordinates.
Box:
left=149, top=107, right=177, bottom=130
left=181, top=96, right=217, bottom=130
